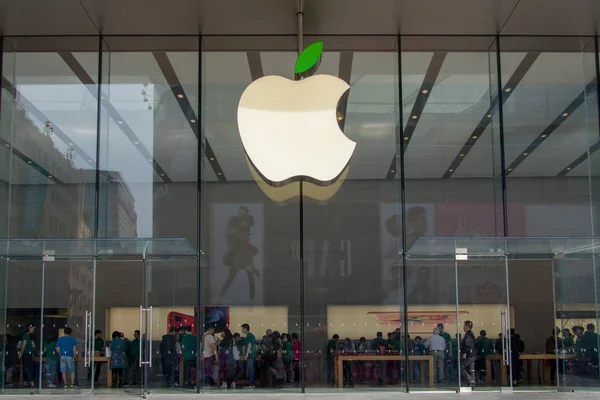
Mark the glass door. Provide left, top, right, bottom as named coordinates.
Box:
left=142, top=258, right=198, bottom=395
left=455, top=257, right=511, bottom=392
left=41, top=258, right=95, bottom=393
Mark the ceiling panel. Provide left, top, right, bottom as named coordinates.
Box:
left=501, top=0, right=600, bottom=35
left=0, top=0, right=97, bottom=35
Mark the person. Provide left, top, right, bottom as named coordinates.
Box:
left=203, top=324, right=218, bottom=388
left=160, top=327, right=178, bottom=387
left=437, top=324, right=453, bottom=381
left=460, top=321, right=477, bottom=390
left=109, top=331, right=127, bottom=388
left=56, top=326, right=78, bottom=389
left=44, top=335, right=59, bottom=388
left=509, top=329, right=521, bottom=385
left=126, top=330, right=141, bottom=387
left=475, top=330, right=494, bottom=384
left=291, top=333, right=302, bottom=386
left=562, top=328, right=574, bottom=350
left=19, top=324, right=36, bottom=388
left=546, top=328, right=563, bottom=383
left=582, top=323, right=599, bottom=365
left=233, top=333, right=245, bottom=385
left=326, top=334, right=339, bottom=385
left=242, top=323, right=256, bottom=388
left=340, top=338, right=355, bottom=387
left=217, top=328, right=235, bottom=389
left=88, top=330, right=104, bottom=386
left=179, top=326, right=197, bottom=388
left=282, top=333, right=293, bottom=387
left=425, top=327, right=446, bottom=384
left=412, top=336, right=426, bottom=383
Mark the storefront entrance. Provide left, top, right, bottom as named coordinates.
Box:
left=406, top=237, right=600, bottom=393
left=0, top=238, right=198, bottom=397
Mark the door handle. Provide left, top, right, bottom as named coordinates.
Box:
left=149, top=306, right=153, bottom=368
left=501, top=309, right=507, bottom=365
left=139, top=306, right=143, bottom=367
left=84, top=311, right=89, bottom=367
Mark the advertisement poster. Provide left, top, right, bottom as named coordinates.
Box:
left=211, top=203, right=264, bottom=305
left=380, top=203, right=435, bottom=305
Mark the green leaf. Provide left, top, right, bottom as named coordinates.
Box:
left=294, top=41, right=323, bottom=79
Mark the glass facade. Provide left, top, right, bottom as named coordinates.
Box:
left=0, top=34, right=599, bottom=395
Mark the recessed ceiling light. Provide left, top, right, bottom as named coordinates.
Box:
left=390, top=170, right=395, bottom=173
left=508, top=168, right=513, bottom=171
left=209, top=157, right=215, bottom=161
left=134, top=141, right=140, bottom=145
left=422, top=89, right=429, bottom=94
left=505, top=88, right=512, bottom=92
left=27, top=160, right=32, bottom=164
left=487, top=114, right=492, bottom=118
left=541, top=134, right=547, bottom=138
left=403, top=137, right=409, bottom=141
left=160, top=173, right=165, bottom=177
left=460, top=154, right=464, bottom=157
left=68, top=142, right=73, bottom=146
left=177, top=94, right=184, bottom=99
left=100, top=96, right=105, bottom=100
left=562, top=112, right=569, bottom=117
left=190, top=119, right=196, bottom=123
left=449, top=169, right=454, bottom=172
left=148, top=158, right=153, bottom=162
left=48, top=175, right=53, bottom=179
left=523, top=152, right=528, bottom=156
left=566, top=167, right=572, bottom=170
left=217, top=172, right=222, bottom=176
left=4, top=143, right=9, bottom=147
left=411, top=115, right=418, bottom=120
left=117, top=120, right=123, bottom=125
left=472, top=135, right=478, bottom=139
left=88, top=160, right=93, bottom=163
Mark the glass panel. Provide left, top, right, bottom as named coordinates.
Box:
left=145, top=259, right=198, bottom=393
left=41, top=260, right=94, bottom=392
left=202, top=35, right=302, bottom=393
left=3, top=260, right=43, bottom=394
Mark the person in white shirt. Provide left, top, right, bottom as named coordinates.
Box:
left=425, top=328, right=447, bottom=384
left=203, top=325, right=219, bottom=387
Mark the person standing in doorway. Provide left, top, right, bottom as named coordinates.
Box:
left=242, top=323, right=256, bottom=388
left=19, top=324, right=36, bottom=388
left=460, top=321, right=477, bottom=390
left=109, top=331, right=127, bottom=388
left=425, top=328, right=446, bottom=384
left=56, top=327, right=78, bottom=389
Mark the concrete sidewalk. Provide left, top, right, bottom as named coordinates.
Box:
left=17, top=391, right=600, bottom=400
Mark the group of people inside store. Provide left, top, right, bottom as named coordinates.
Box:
left=200, top=323, right=302, bottom=389
left=326, top=322, right=599, bottom=388
left=2, top=323, right=142, bottom=389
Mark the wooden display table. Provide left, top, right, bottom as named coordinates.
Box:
left=335, top=354, right=434, bottom=388
left=485, top=353, right=577, bottom=386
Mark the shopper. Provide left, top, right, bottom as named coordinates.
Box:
left=203, top=324, right=218, bottom=387
left=291, top=332, right=302, bottom=386
left=126, top=330, right=141, bottom=387
left=56, top=327, right=78, bottom=389
left=460, top=321, right=477, bottom=390
left=44, top=335, right=59, bottom=388
left=109, top=331, right=127, bottom=388
left=181, top=326, right=197, bottom=388
left=88, top=330, right=104, bottom=385
left=242, top=323, right=256, bottom=388
left=425, top=328, right=446, bottom=384
left=160, top=328, right=178, bottom=387
left=19, top=324, right=36, bottom=388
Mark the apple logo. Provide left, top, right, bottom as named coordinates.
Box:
left=237, top=41, right=356, bottom=187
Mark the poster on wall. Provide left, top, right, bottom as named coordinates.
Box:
left=211, top=203, right=264, bottom=305
left=379, top=203, right=435, bottom=305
